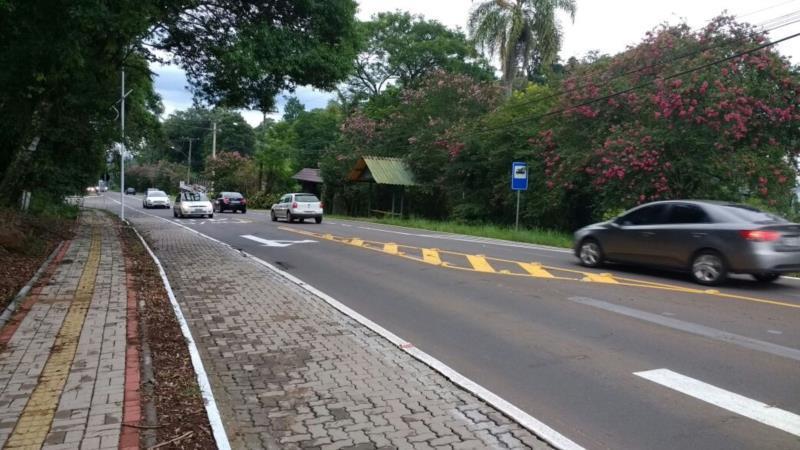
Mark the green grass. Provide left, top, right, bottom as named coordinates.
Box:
left=329, top=215, right=573, bottom=248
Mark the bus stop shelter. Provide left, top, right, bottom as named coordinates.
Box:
left=347, top=156, right=416, bottom=217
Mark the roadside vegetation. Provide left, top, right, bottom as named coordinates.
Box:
left=0, top=200, right=78, bottom=309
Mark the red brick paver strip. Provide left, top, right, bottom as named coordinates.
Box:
left=110, top=209, right=553, bottom=449
left=0, top=210, right=140, bottom=449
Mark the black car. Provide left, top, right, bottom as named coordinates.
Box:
left=573, top=200, right=800, bottom=285
left=125, top=187, right=136, bottom=195
left=214, top=191, right=247, bottom=213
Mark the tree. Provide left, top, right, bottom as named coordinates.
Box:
left=0, top=0, right=360, bottom=205
left=283, top=97, right=306, bottom=123
left=292, top=107, right=342, bottom=170
left=529, top=17, right=800, bottom=227
left=469, top=0, right=576, bottom=95
left=346, top=12, right=494, bottom=99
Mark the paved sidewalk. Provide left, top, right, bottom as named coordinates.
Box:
left=0, top=210, right=140, bottom=449
left=109, top=210, right=552, bottom=449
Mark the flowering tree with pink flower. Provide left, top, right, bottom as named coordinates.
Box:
left=530, top=16, right=800, bottom=225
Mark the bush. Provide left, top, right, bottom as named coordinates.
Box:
left=247, top=191, right=280, bottom=209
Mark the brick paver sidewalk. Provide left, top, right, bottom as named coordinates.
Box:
left=115, top=210, right=552, bottom=449
left=0, top=210, right=141, bottom=449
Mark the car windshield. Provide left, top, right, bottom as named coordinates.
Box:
left=183, top=192, right=207, bottom=201
left=149, top=191, right=167, bottom=197
left=719, top=204, right=788, bottom=224
left=296, top=195, right=319, bottom=202
left=223, top=192, right=243, bottom=199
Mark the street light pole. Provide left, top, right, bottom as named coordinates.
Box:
left=183, top=137, right=198, bottom=183
left=120, top=68, right=126, bottom=220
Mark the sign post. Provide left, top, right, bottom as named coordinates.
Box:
left=511, top=162, right=528, bottom=231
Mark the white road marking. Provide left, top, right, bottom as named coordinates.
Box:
left=95, top=195, right=584, bottom=450
left=768, top=329, right=783, bottom=335
left=569, top=296, right=800, bottom=362
left=240, top=235, right=317, bottom=247
left=635, top=368, right=800, bottom=437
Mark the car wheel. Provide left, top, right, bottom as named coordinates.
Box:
left=173, top=210, right=177, bottom=218
left=315, top=217, right=322, bottom=224
left=578, top=238, right=604, bottom=267
left=271, top=211, right=277, bottom=222
left=752, top=272, right=780, bottom=283
left=287, top=212, right=294, bottom=223
left=691, top=250, right=727, bottom=286
left=241, top=208, right=246, bottom=214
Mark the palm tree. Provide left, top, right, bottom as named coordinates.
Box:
left=469, top=0, right=576, bottom=95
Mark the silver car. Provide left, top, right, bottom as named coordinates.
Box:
left=574, top=200, right=800, bottom=285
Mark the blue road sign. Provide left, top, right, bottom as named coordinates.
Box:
left=511, top=162, right=528, bottom=191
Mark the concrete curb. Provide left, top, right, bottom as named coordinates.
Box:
left=0, top=240, right=65, bottom=329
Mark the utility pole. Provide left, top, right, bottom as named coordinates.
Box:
left=212, top=121, right=217, bottom=159
left=183, top=137, right=198, bottom=183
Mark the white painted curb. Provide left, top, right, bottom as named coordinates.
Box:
left=105, top=196, right=584, bottom=450
left=125, top=221, right=232, bottom=450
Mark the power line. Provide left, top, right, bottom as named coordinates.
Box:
left=463, top=30, right=800, bottom=138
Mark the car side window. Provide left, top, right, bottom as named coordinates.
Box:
left=666, top=204, right=710, bottom=224
left=619, top=204, right=668, bottom=226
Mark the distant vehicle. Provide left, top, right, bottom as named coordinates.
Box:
left=173, top=191, right=213, bottom=218
left=574, top=200, right=800, bottom=285
left=125, top=187, right=136, bottom=195
left=143, top=190, right=170, bottom=209
left=271, top=193, right=323, bottom=224
left=98, top=180, right=108, bottom=192
left=86, top=186, right=97, bottom=195
left=214, top=192, right=247, bottom=213
left=147, top=188, right=158, bottom=193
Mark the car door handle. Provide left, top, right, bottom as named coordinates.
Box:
left=641, top=231, right=656, bottom=237
left=691, top=232, right=707, bottom=238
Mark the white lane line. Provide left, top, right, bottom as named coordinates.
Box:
left=569, top=296, right=800, bottom=362
left=635, top=368, right=800, bottom=437
left=96, top=196, right=584, bottom=450
left=355, top=226, right=573, bottom=254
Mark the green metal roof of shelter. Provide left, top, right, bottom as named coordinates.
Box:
left=347, top=156, right=417, bottom=186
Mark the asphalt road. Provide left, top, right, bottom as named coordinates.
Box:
left=92, top=193, right=800, bottom=450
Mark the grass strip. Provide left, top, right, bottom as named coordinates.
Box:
left=328, top=215, right=573, bottom=249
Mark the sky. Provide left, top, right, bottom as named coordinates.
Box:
left=151, top=0, right=800, bottom=127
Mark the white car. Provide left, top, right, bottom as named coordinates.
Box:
left=173, top=191, right=214, bottom=218
left=271, top=193, right=323, bottom=223
left=143, top=190, right=170, bottom=209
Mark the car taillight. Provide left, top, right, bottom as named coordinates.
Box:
left=292, top=202, right=298, bottom=209
left=241, top=198, right=246, bottom=204
left=739, top=230, right=781, bottom=242
left=319, top=201, right=324, bottom=209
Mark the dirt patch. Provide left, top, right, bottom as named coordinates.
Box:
left=117, top=220, right=216, bottom=449
left=0, top=208, right=74, bottom=311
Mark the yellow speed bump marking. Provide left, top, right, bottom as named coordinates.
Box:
left=277, top=227, right=800, bottom=309
left=582, top=272, right=620, bottom=284
left=6, top=228, right=101, bottom=448
left=467, top=255, right=495, bottom=273
left=518, top=262, right=555, bottom=278
left=349, top=238, right=364, bottom=247
left=422, top=248, right=442, bottom=265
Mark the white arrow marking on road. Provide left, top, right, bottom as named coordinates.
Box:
left=635, top=368, right=800, bottom=437
left=241, top=234, right=316, bottom=247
